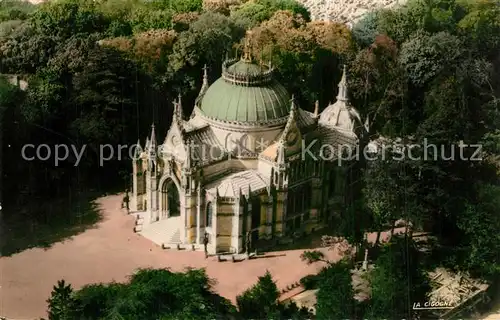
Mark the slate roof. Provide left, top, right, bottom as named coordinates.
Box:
left=185, top=126, right=225, bottom=165
left=205, top=170, right=269, bottom=198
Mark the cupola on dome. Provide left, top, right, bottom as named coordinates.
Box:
left=200, top=55, right=290, bottom=124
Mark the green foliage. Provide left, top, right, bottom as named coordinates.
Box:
left=73, top=283, right=125, bottom=319
left=129, top=7, right=173, bottom=33
left=31, top=0, right=109, bottom=38
left=170, top=11, right=244, bottom=70
left=236, top=271, right=280, bottom=318
left=362, top=147, right=425, bottom=235
left=457, top=0, right=500, bottom=55
left=300, top=250, right=328, bottom=264
left=150, top=0, right=203, bottom=13
left=0, top=23, right=62, bottom=74
left=166, top=11, right=244, bottom=92
left=47, top=268, right=237, bottom=319
left=0, top=19, right=24, bottom=39
left=0, top=0, right=36, bottom=22
left=366, top=237, right=430, bottom=319
left=457, top=183, right=500, bottom=278
left=0, top=75, right=21, bottom=106
left=236, top=270, right=312, bottom=319
left=46, top=280, right=78, bottom=320
left=399, top=31, right=464, bottom=86
left=230, top=0, right=310, bottom=27
left=351, top=11, right=382, bottom=48
left=315, top=260, right=356, bottom=320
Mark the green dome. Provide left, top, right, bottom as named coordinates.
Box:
left=200, top=59, right=290, bottom=123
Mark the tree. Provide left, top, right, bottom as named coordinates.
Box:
left=399, top=31, right=465, bottom=87
left=362, top=145, right=425, bottom=243
left=351, top=10, right=382, bottom=48
left=0, top=0, right=36, bottom=23
left=236, top=270, right=311, bottom=319
left=0, top=23, right=62, bottom=74
left=456, top=183, right=500, bottom=279
left=230, top=0, right=310, bottom=28
left=245, top=11, right=353, bottom=107
left=46, top=280, right=78, bottom=320
left=366, top=236, right=430, bottom=319
left=316, top=260, right=357, bottom=320
left=47, top=268, right=237, bottom=319
left=31, top=0, right=109, bottom=39
left=202, top=0, right=241, bottom=16
left=166, top=11, right=244, bottom=93
left=237, top=271, right=280, bottom=318
left=457, top=0, right=500, bottom=56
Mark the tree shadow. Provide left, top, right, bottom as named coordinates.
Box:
left=1, top=191, right=104, bottom=256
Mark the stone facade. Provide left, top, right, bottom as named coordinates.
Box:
left=131, top=56, right=365, bottom=254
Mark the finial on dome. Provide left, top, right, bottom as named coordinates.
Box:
left=242, top=30, right=252, bottom=62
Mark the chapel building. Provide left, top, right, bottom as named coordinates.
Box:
left=130, top=49, right=364, bottom=254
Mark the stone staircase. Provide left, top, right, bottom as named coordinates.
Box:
left=137, top=216, right=182, bottom=247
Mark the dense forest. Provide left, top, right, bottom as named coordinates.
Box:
left=1, top=0, right=500, bottom=318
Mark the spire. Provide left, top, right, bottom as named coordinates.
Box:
left=145, top=136, right=150, bottom=150
left=279, top=95, right=298, bottom=144
left=336, top=64, right=348, bottom=102
left=195, top=65, right=209, bottom=107
left=177, top=93, right=184, bottom=120
left=173, top=99, right=184, bottom=132
left=135, top=139, right=142, bottom=158
left=313, top=100, right=319, bottom=118
left=242, top=30, right=252, bottom=62
left=149, top=124, right=157, bottom=151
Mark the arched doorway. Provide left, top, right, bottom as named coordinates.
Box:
left=160, top=179, right=180, bottom=218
